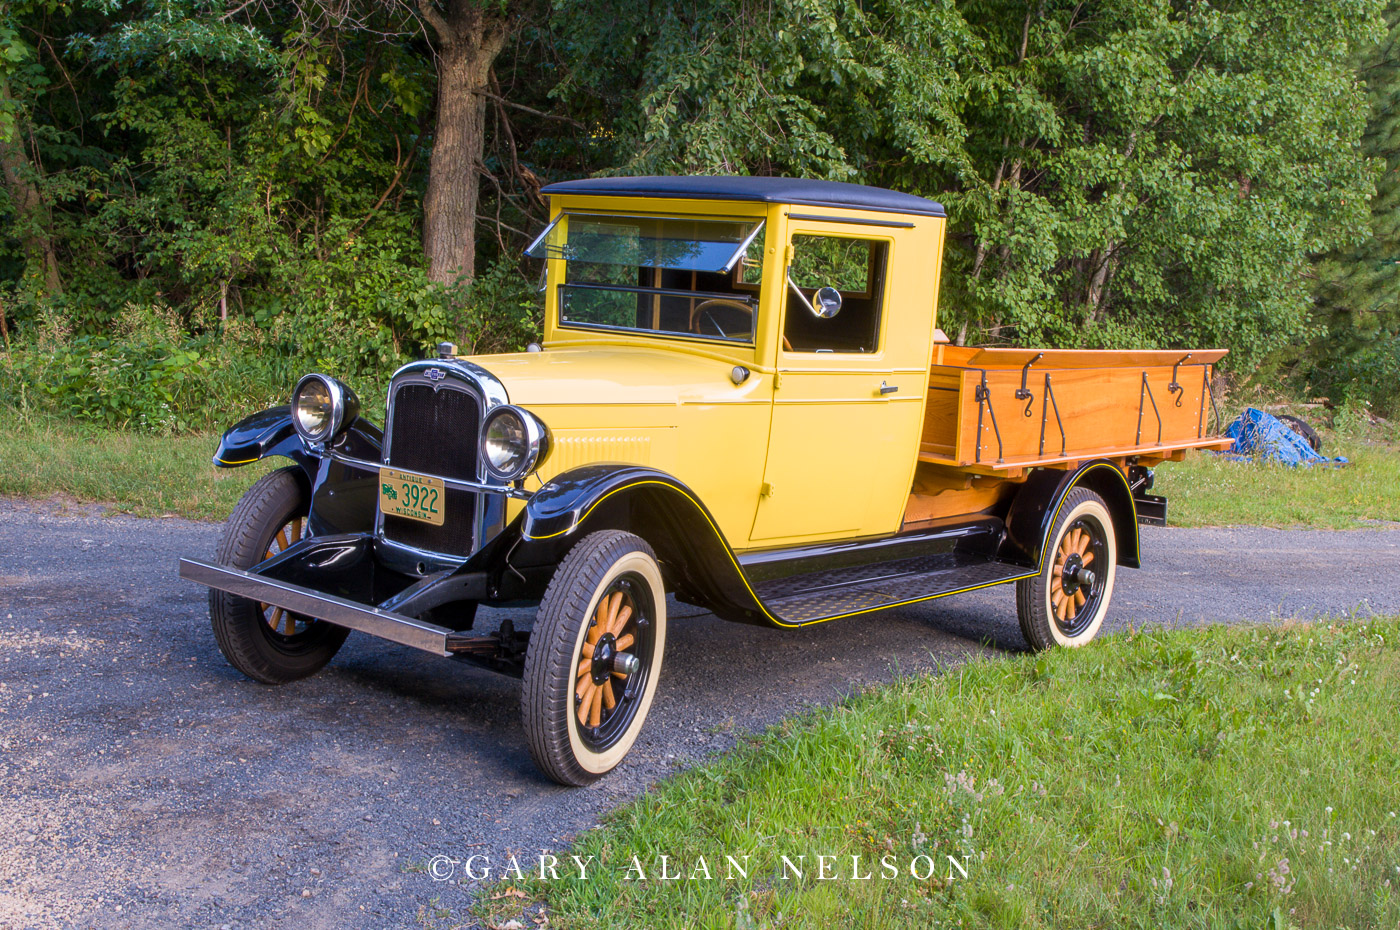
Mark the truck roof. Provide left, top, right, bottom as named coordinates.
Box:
left=539, top=175, right=946, bottom=218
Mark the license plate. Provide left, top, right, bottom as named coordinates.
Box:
left=378, top=467, right=446, bottom=526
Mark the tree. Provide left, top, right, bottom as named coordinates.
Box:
left=0, top=14, right=61, bottom=296
left=415, top=1, right=510, bottom=285
left=553, top=0, right=1384, bottom=370
left=1307, top=1, right=1400, bottom=406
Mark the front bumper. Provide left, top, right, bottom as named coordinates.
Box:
left=181, top=557, right=461, bottom=655
left=180, top=532, right=505, bottom=658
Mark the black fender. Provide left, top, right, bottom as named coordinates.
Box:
left=213, top=405, right=384, bottom=537
left=998, top=460, right=1141, bottom=570
left=511, top=464, right=775, bottom=626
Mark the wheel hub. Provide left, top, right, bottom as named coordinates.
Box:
left=591, top=633, right=616, bottom=685
left=1060, top=552, right=1085, bottom=595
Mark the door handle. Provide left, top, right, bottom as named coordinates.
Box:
left=878, top=381, right=899, bottom=396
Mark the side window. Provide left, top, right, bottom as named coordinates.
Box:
left=783, top=235, right=887, bottom=353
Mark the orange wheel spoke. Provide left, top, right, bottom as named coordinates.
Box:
left=577, top=657, right=592, bottom=680
left=610, top=604, right=633, bottom=637
left=601, top=683, right=616, bottom=711
left=588, top=689, right=602, bottom=728
left=577, top=683, right=597, bottom=726
left=614, top=633, right=634, bottom=651
left=269, top=607, right=284, bottom=631
left=605, top=591, right=622, bottom=631
left=611, top=670, right=628, bottom=680
left=1059, top=537, right=1073, bottom=556
left=1051, top=588, right=1064, bottom=608
left=1074, top=589, right=1086, bottom=609
left=1081, top=551, right=1094, bottom=566
left=1076, top=531, right=1091, bottom=555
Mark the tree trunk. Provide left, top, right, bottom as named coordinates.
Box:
left=0, top=78, right=62, bottom=296
left=419, top=2, right=509, bottom=286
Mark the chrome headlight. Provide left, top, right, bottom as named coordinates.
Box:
left=290, top=374, right=359, bottom=443
left=480, top=405, right=550, bottom=482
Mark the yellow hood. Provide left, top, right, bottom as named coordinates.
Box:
left=465, top=345, right=756, bottom=408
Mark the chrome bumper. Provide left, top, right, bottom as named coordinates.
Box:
left=180, top=557, right=457, bottom=656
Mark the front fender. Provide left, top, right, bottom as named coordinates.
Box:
left=514, top=464, right=775, bottom=626
left=214, top=406, right=384, bottom=537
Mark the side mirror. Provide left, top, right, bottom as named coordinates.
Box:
left=812, top=286, right=842, bottom=319
left=787, top=276, right=844, bottom=319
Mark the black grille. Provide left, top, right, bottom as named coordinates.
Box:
left=382, top=382, right=480, bottom=555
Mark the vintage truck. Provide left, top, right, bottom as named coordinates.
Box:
left=180, top=176, right=1231, bottom=785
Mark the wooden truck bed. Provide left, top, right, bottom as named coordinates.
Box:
left=919, top=345, right=1232, bottom=475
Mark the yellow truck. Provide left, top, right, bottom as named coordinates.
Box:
left=180, top=176, right=1231, bottom=785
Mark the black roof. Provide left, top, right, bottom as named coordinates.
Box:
left=539, top=175, right=945, bottom=218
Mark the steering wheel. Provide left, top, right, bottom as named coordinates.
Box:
left=689, top=297, right=794, bottom=351
left=690, top=298, right=755, bottom=340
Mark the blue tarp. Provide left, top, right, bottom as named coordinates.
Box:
left=1217, top=407, right=1348, bottom=467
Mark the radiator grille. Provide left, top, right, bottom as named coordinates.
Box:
left=382, top=382, right=479, bottom=555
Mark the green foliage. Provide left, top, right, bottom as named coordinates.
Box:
left=0, top=0, right=1396, bottom=432
left=1307, top=4, right=1400, bottom=415
left=556, top=0, right=1385, bottom=372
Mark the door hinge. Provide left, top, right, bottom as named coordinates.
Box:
left=760, top=482, right=775, bottom=498
left=773, top=372, right=783, bottom=391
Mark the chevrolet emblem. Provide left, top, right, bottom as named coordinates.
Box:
left=426, top=368, right=445, bottom=382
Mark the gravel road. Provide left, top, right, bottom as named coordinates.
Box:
left=2, top=499, right=1398, bottom=929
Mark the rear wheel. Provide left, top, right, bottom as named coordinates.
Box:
left=1015, top=488, right=1118, bottom=650
left=522, top=531, right=666, bottom=786
left=209, top=467, right=348, bottom=684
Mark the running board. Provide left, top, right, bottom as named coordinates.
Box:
left=180, top=558, right=457, bottom=656
left=755, top=552, right=1033, bottom=625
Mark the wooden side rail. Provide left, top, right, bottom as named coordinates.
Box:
left=920, top=353, right=1229, bottom=473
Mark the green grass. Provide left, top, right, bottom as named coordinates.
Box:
left=0, top=411, right=274, bottom=521
left=468, top=619, right=1400, bottom=930
left=1155, top=437, right=1400, bottom=529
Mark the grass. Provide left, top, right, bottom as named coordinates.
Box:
left=1155, top=433, right=1400, bottom=530
left=0, top=403, right=1395, bottom=530
left=465, top=619, right=1400, bottom=930
left=0, top=410, right=274, bottom=521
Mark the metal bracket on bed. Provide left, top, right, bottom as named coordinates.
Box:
left=1015, top=352, right=1043, bottom=417
left=1136, top=371, right=1163, bottom=446
left=1169, top=353, right=1192, bottom=407
left=974, top=371, right=1005, bottom=464
left=1197, top=365, right=1221, bottom=438
left=1038, top=373, right=1067, bottom=457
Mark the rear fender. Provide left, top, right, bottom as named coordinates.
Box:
left=999, top=460, right=1141, bottom=570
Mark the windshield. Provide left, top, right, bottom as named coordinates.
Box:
left=528, top=213, right=766, bottom=345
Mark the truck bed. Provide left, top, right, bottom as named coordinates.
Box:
left=919, top=345, right=1232, bottom=474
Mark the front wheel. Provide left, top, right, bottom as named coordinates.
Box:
left=522, top=531, right=667, bottom=786
left=1015, top=488, right=1118, bottom=650
left=209, top=467, right=349, bottom=684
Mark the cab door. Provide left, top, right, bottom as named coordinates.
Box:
left=749, top=224, right=922, bottom=544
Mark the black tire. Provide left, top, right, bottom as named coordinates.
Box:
left=1276, top=414, right=1322, bottom=452
left=521, top=531, right=667, bottom=786
left=209, top=467, right=348, bottom=684
left=1015, top=488, right=1118, bottom=650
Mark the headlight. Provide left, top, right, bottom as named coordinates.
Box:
left=480, top=405, right=550, bottom=482
left=291, top=374, right=359, bottom=443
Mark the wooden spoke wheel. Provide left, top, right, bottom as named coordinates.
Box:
left=523, top=531, right=666, bottom=786
left=1015, top=488, right=1118, bottom=650
left=260, top=514, right=310, bottom=638
left=209, top=467, right=348, bottom=684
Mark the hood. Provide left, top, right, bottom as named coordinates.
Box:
left=464, top=345, right=752, bottom=408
